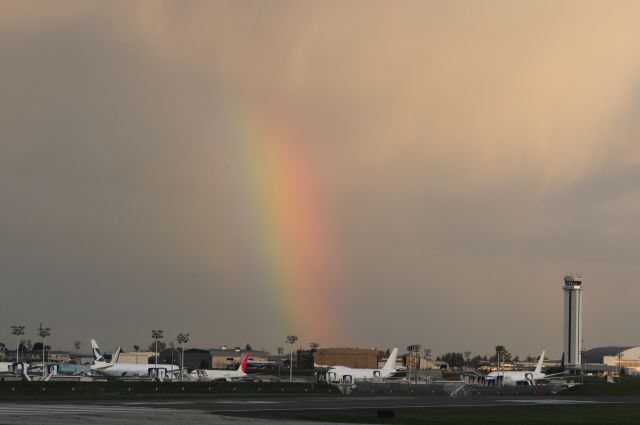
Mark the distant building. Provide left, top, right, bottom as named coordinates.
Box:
left=297, top=349, right=316, bottom=369
left=209, top=348, right=270, bottom=369
left=583, top=346, right=640, bottom=373
left=158, top=348, right=211, bottom=370
left=118, top=352, right=154, bottom=364
left=393, top=354, right=443, bottom=370
left=314, top=348, right=379, bottom=368
left=17, top=350, right=71, bottom=363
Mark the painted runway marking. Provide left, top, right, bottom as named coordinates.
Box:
left=504, top=399, right=600, bottom=404
left=212, top=400, right=280, bottom=404
left=0, top=404, right=161, bottom=416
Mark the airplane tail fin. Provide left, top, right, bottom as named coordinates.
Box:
left=535, top=351, right=546, bottom=374
left=110, top=346, right=121, bottom=364
left=91, top=339, right=106, bottom=362
left=383, top=348, right=399, bottom=371
left=238, top=353, right=249, bottom=373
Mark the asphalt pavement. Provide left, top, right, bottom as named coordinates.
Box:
left=2, top=396, right=640, bottom=424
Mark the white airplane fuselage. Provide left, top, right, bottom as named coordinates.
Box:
left=190, top=369, right=246, bottom=381
left=483, top=351, right=548, bottom=386
left=484, top=370, right=547, bottom=385
left=91, top=361, right=180, bottom=378
left=191, top=353, right=249, bottom=382
left=326, top=348, right=398, bottom=383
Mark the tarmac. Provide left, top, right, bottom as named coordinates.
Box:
left=3, top=396, right=640, bottom=424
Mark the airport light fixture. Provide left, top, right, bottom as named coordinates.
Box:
left=11, top=325, right=25, bottom=364
left=152, top=329, right=164, bottom=371
left=37, top=323, right=51, bottom=378
left=177, top=332, right=189, bottom=382
left=286, top=335, right=298, bottom=383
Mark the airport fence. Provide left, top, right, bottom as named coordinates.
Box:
left=0, top=381, right=340, bottom=400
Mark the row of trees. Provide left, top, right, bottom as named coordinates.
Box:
left=434, top=346, right=540, bottom=368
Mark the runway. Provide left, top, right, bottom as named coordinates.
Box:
left=2, top=396, right=640, bottom=424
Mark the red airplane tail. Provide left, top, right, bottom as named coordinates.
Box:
left=238, top=353, right=249, bottom=373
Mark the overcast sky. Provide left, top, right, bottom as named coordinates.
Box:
left=2, top=1, right=640, bottom=358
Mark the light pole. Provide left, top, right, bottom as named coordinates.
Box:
left=152, top=329, right=163, bottom=373
left=74, top=341, right=81, bottom=364
left=37, top=323, right=51, bottom=378
left=495, top=345, right=505, bottom=386
left=11, top=325, right=25, bottom=364
left=464, top=351, right=472, bottom=370
left=286, top=335, right=298, bottom=383
left=177, top=332, right=189, bottom=382
left=424, top=348, right=431, bottom=364
left=618, top=352, right=623, bottom=383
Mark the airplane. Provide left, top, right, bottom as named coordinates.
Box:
left=190, top=353, right=249, bottom=382
left=90, top=339, right=180, bottom=380
left=478, top=351, right=564, bottom=386
left=325, top=348, right=398, bottom=383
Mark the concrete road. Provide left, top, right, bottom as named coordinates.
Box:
left=2, top=396, right=640, bottom=424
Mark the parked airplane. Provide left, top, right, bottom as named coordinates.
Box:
left=190, top=353, right=249, bottom=382
left=481, top=351, right=563, bottom=386
left=90, top=339, right=180, bottom=380
left=325, top=348, right=398, bottom=383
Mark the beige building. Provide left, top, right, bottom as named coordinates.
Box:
left=118, top=352, right=154, bottom=364
left=209, top=348, right=270, bottom=369
left=315, top=348, right=379, bottom=368
left=583, top=346, right=640, bottom=372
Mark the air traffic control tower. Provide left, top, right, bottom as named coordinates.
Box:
left=563, top=275, right=583, bottom=369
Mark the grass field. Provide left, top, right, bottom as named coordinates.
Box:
left=294, top=405, right=640, bottom=424
left=560, top=376, right=640, bottom=396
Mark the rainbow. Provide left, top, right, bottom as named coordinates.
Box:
left=235, top=109, right=342, bottom=344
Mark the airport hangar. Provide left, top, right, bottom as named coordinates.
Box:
left=582, top=346, right=640, bottom=374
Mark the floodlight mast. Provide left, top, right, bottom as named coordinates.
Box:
left=152, top=329, right=164, bottom=374
left=11, top=325, right=25, bottom=364
left=286, top=335, right=298, bottom=383
left=37, top=323, right=51, bottom=378
left=177, top=332, right=190, bottom=382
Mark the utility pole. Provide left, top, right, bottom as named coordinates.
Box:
left=177, top=332, right=189, bottom=382
left=11, top=325, right=25, bottom=364
left=286, top=335, right=298, bottom=383
left=37, top=323, right=51, bottom=379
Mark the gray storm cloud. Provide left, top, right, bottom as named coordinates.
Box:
left=1, top=0, right=640, bottom=356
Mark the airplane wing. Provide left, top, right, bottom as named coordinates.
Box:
left=534, top=372, right=570, bottom=381
left=92, top=364, right=115, bottom=370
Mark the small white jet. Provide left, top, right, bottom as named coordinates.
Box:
left=90, top=339, right=180, bottom=380
left=190, top=353, right=249, bottom=382
left=325, top=348, right=398, bottom=383
left=482, top=351, right=561, bottom=386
